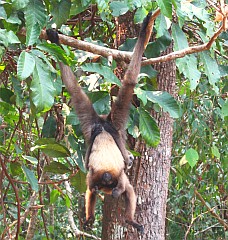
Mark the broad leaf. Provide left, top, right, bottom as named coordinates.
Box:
left=110, top=1, right=129, bottom=17
left=172, top=23, right=188, bottom=50
left=22, top=155, right=38, bottom=165
left=12, top=0, right=29, bottom=10
left=25, top=0, right=47, bottom=45
left=32, top=138, right=71, bottom=158
left=70, top=170, right=87, bottom=193
left=138, top=108, right=160, bottom=147
left=42, top=116, right=57, bottom=138
left=50, top=189, right=60, bottom=204
left=145, top=33, right=172, bottom=58
left=156, top=0, right=172, bottom=18
left=200, top=51, right=220, bottom=90
left=146, top=91, right=182, bottom=118
left=50, top=0, right=71, bottom=28
left=0, top=88, right=14, bottom=103
left=176, top=55, right=201, bottom=90
left=10, top=162, right=23, bottom=176
left=185, top=148, right=199, bottom=168
left=82, top=63, right=121, bottom=86
left=22, top=165, right=39, bottom=192
left=37, top=42, right=70, bottom=65
left=134, top=7, right=147, bottom=24
left=17, top=51, right=35, bottom=80
left=44, top=161, right=70, bottom=174
left=30, top=59, right=55, bottom=112
left=155, top=14, right=168, bottom=38
left=211, top=145, right=220, bottom=159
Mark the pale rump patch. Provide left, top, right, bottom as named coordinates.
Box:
left=88, top=131, right=125, bottom=174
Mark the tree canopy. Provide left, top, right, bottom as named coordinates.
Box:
left=0, top=0, right=227, bottom=239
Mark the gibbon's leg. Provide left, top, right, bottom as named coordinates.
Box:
left=108, top=13, right=152, bottom=132
left=84, top=187, right=97, bottom=228
left=125, top=182, right=144, bottom=233
left=111, top=171, right=127, bottom=198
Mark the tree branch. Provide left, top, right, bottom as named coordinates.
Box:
left=194, top=188, right=228, bottom=230
left=141, top=20, right=226, bottom=66
left=18, top=6, right=226, bottom=67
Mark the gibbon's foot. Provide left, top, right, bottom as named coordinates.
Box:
left=83, top=216, right=95, bottom=230
left=126, top=220, right=144, bottom=234
left=112, top=187, right=121, bottom=198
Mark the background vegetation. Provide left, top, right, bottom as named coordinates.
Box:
left=0, top=0, right=227, bottom=239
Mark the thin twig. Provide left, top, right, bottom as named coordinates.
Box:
left=0, top=156, right=21, bottom=240
left=194, top=188, right=228, bottom=230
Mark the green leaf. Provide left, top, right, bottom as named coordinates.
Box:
left=10, top=162, right=23, bottom=176
left=11, top=76, right=24, bottom=107
left=82, top=63, right=121, bottom=86
left=22, top=165, right=39, bottom=192
left=22, top=155, right=38, bottom=165
left=30, top=59, right=55, bottom=112
left=7, top=31, right=21, bottom=44
left=134, top=7, right=147, bottom=24
left=25, top=0, right=47, bottom=46
left=0, top=6, right=7, bottom=20
left=50, top=189, right=60, bottom=204
left=200, top=51, right=220, bottom=89
left=44, top=161, right=70, bottom=174
left=17, top=51, right=35, bottom=80
left=138, top=108, right=160, bottom=147
left=70, top=170, right=87, bottom=193
left=50, top=0, right=71, bottom=28
left=156, top=0, right=172, bottom=18
left=12, top=0, right=29, bottom=10
left=32, top=138, right=71, bottom=158
left=110, top=1, right=129, bottom=17
left=211, top=145, right=220, bottom=159
left=176, top=55, right=201, bottom=90
left=89, top=91, right=110, bottom=115
left=155, top=14, right=168, bottom=38
left=0, top=88, right=14, bottom=103
left=135, top=88, right=147, bottom=106
left=221, top=100, right=228, bottom=117
left=42, top=116, right=57, bottom=138
left=172, top=23, right=188, bottom=50
left=37, top=43, right=71, bottom=65
left=65, top=194, right=71, bottom=208
left=145, top=32, right=172, bottom=58
left=185, top=148, right=199, bottom=168
left=146, top=91, right=182, bottom=118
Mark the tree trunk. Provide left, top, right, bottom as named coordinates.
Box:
left=131, top=44, right=176, bottom=239
left=102, top=12, right=176, bottom=240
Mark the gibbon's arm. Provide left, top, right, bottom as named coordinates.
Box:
left=58, top=62, right=99, bottom=141
left=108, top=13, right=152, bottom=131
left=46, top=29, right=99, bottom=142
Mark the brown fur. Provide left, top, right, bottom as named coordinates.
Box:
left=47, top=13, right=152, bottom=233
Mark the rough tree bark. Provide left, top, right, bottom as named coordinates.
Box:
left=102, top=12, right=176, bottom=240
left=131, top=43, right=176, bottom=240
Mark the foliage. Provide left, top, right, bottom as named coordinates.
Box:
left=0, top=0, right=227, bottom=239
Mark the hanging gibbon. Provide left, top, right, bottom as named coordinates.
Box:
left=46, top=12, right=152, bottom=233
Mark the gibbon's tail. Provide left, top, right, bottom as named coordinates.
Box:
left=123, top=12, right=152, bottom=84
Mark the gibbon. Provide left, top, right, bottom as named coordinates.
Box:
left=46, top=12, right=152, bottom=233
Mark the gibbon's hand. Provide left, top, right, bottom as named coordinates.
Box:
left=46, top=29, right=60, bottom=45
